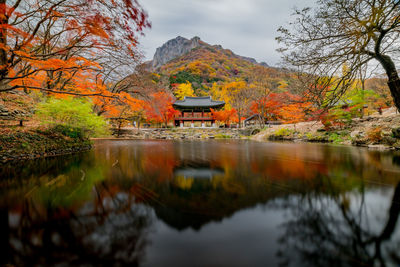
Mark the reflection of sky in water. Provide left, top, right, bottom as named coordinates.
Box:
left=174, top=167, right=225, bottom=179
left=145, top=188, right=400, bottom=267
left=1, top=140, right=400, bottom=266
left=145, top=205, right=286, bottom=267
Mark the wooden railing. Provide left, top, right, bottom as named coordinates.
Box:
left=175, top=117, right=213, bottom=120
left=175, top=112, right=212, bottom=119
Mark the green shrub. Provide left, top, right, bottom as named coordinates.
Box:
left=169, top=71, right=202, bottom=87
left=328, top=132, right=344, bottom=143
left=51, top=125, right=85, bottom=139
left=215, top=134, right=231, bottom=139
left=274, top=128, right=293, bottom=137
left=305, top=132, right=315, bottom=139
left=35, top=97, right=109, bottom=137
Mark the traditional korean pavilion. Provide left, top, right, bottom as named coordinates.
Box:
left=173, top=96, right=225, bottom=127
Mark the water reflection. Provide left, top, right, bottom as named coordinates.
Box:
left=1, top=140, right=400, bottom=266
left=276, top=182, right=400, bottom=267
left=174, top=161, right=225, bottom=179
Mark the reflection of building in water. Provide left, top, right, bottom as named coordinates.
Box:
left=173, top=160, right=224, bottom=179
left=174, top=161, right=224, bottom=179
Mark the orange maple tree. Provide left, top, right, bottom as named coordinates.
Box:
left=211, top=108, right=238, bottom=126
left=250, top=92, right=285, bottom=121
left=145, top=92, right=180, bottom=127
left=251, top=92, right=311, bottom=123
left=0, top=0, right=150, bottom=100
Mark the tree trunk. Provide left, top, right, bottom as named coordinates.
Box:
left=376, top=54, right=400, bottom=112
left=379, top=181, right=400, bottom=241
left=388, top=78, right=400, bottom=112
left=238, top=109, right=241, bottom=128
left=258, top=115, right=265, bottom=129
left=117, top=121, right=122, bottom=137
left=0, top=0, right=8, bottom=83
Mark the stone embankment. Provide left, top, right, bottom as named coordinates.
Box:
left=253, top=107, right=400, bottom=150
left=112, top=127, right=261, bottom=140
left=0, top=103, right=29, bottom=120
left=0, top=128, right=92, bottom=164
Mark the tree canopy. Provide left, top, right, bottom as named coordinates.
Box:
left=0, top=0, right=150, bottom=96
left=277, top=0, right=400, bottom=111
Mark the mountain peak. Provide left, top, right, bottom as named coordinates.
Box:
left=151, top=36, right=203, bottom=70
left=149, top=36, right=269, bottom=70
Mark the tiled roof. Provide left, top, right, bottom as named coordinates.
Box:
left=173, top=96, right=225, bottom=109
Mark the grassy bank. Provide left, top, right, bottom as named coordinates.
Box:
left=0, top=125, right=92, bottom=163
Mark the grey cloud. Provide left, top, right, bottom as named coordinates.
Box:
left=139, top=0, right=315, bottom=66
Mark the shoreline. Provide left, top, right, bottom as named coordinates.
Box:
left=0, top=128, right=92, bottom=164
left=251, top=108, right=400, bottom=151
left=2, top=112, right=400, bottom=165
left=1, top=145, right=92, bottom=164
left=1, top=136, right=398, bottom=165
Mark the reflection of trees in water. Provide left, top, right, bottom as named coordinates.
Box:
left=95, top=141, right=400, bottom=232
left=3, top=141, right=400, bottom=265
left=277, top=180, right=400, bottom=267
left=2, top=182, right=153, bottom=266
left=0, top=152, right=91, bottom=180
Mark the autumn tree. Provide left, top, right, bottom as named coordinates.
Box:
left=223, top=81, right=252, bottom=128
left=173, top=82, right=194, bottom=100
left=93, top=64, right=164, bottom=120
left=211, top=108, right=237, bottom=127
left=277, top=0, right=400, bottom=111
left=248, top=66, right=275, bottom=128
left=250, top=93, right=284, bottom=122
left=145, top=92, right=179, bottom=127
left=279, top=99, right=310, bottom=125
left=365, top=76, right=394, bottom=107
left=0, top=0, right=150, bottom=97
left=250, top=92, right=311, bottom=125
left=100, top=92, right=145, bottom=135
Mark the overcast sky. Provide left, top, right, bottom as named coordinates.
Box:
left=138, top=0, right=315, bottom=67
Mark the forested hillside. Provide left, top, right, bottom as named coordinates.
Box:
left=144, top=36, right=392, bottom=127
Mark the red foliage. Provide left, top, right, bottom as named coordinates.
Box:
left=250, top=92, right=286, bottom=120
left=251, top=92, right=312, bottom=123
left=211, top=108, right=238, bottom=125
left=0, top=0, right=151, bottom=102
left=145, top=92, right=180, bottom=126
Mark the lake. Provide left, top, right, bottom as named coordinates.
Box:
left=1, top=140, right=400, bottom=266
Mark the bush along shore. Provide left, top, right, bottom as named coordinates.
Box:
left=253, top=108, right=400, bottom=150
left=0, top=125, right=92, bottom=164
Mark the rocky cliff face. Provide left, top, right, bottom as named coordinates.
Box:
left=151, top=36, right=202, bottom=70
left=149, top=36, right=269, bottom=70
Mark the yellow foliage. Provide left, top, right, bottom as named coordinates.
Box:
left=186, top=60, right=216, bottom=76
left=278, top=80, right=288, bottom=89
left=174, top=82, right=194, bottom=100
left=174, top=176, right=194, bottom=190
left=221, top=81, right=248, bottom=108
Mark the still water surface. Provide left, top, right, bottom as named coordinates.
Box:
left=1, top=140, right=400, bottom=266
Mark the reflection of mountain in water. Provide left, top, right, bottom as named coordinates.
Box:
left=2, top=140, right=400, bottom=266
